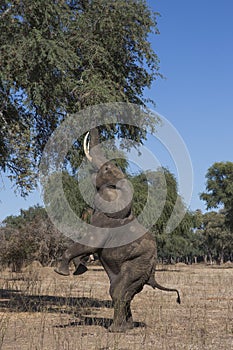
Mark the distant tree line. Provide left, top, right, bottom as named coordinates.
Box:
left=1, top=162, right=232, bottom=272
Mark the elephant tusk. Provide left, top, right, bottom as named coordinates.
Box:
left=84, top=132, right=93, bottom=162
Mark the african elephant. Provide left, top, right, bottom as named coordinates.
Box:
left=55, top=129, right=180, bottom=332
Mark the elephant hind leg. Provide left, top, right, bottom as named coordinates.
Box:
left=108, top=300, right=134, bottom=333
left=126, top=301, right=133, bottom=323
left=108, top=269, right=145, bottom=332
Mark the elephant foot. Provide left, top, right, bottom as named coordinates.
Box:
left=54, top=260, right=70, bottom=276
left=73, top=263, right=88, bottom=275
left=108, top=321, right=134, bottom=333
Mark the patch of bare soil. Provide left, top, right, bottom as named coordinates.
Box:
left=175, top=262, right=188, bottom=267
left=0, top=264, right=232, bottom=350
left=223, top=261, right=233, bottom=268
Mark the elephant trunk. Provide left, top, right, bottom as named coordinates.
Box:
left=84, top=128, right=108, bottom=169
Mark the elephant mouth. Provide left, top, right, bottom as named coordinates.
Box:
left=105, top=184, right=116, bottom=189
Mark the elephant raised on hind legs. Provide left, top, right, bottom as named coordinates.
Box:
left=55, top=129, right=180, bottom=332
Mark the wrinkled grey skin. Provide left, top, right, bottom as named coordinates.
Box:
left=55, top=129, right=180, bottom=332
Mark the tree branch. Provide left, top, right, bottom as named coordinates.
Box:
left=0, top=5, right=14, bottom=19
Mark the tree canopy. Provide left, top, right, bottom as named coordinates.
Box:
left=194, top=210, right=233, bottom=264
left=200, top=161, right=233, bottom=230
left=0, top=0, right=161, bottom=194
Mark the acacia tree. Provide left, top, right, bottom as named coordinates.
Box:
left=130, top=168, right=195, bottom=263
left=195, top=210, right=233, bottom=264
left=200, top=162, right=233, bottom=230
left=0, top=0, right=161, bottom=194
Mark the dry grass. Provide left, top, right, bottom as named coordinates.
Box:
left=0, top=263, right=232, bottom=350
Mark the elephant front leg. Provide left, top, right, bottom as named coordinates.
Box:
left=108, top=263, right=146, bottom=332
left=54, top=243, right=97, bottom=276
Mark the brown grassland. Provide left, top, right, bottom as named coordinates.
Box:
left=0, top=262, right=232, bottom=350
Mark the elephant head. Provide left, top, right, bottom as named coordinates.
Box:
left=84, top=129, right=133, bottom=219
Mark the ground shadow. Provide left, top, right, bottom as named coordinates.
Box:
left=209, top=266, right=233, bottom=270
left=0, top=288, right=113, bottom=315
left=0, top=288, right=146, bottom=330
left=55, top=316, right=146, bottom=330
left=156, top=268, right=182, bottom=273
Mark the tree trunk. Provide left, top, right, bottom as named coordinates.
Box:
left=219, top=252, right=224, bottom=265
left=208, top=254, right=213, bottom=265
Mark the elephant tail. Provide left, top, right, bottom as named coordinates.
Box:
left=147, top=275, right=181, bottom=304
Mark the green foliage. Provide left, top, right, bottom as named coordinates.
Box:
left=3, top=204, right=47, bottom=228
left=200, top=161, right=233, bottom=230
left=200, top=162, right=233, bottom=209
left=129, top=168, right=197, bottom=262
left=43, top=171, right=89, bottom=229
left=0, top=0, right=161, bottom=193
left=195, top=210, right=233, bottom=263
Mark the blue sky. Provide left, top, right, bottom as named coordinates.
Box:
left=1, top=0, right=233, bottom=221
left=146, top=0, right=233, bottom=210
